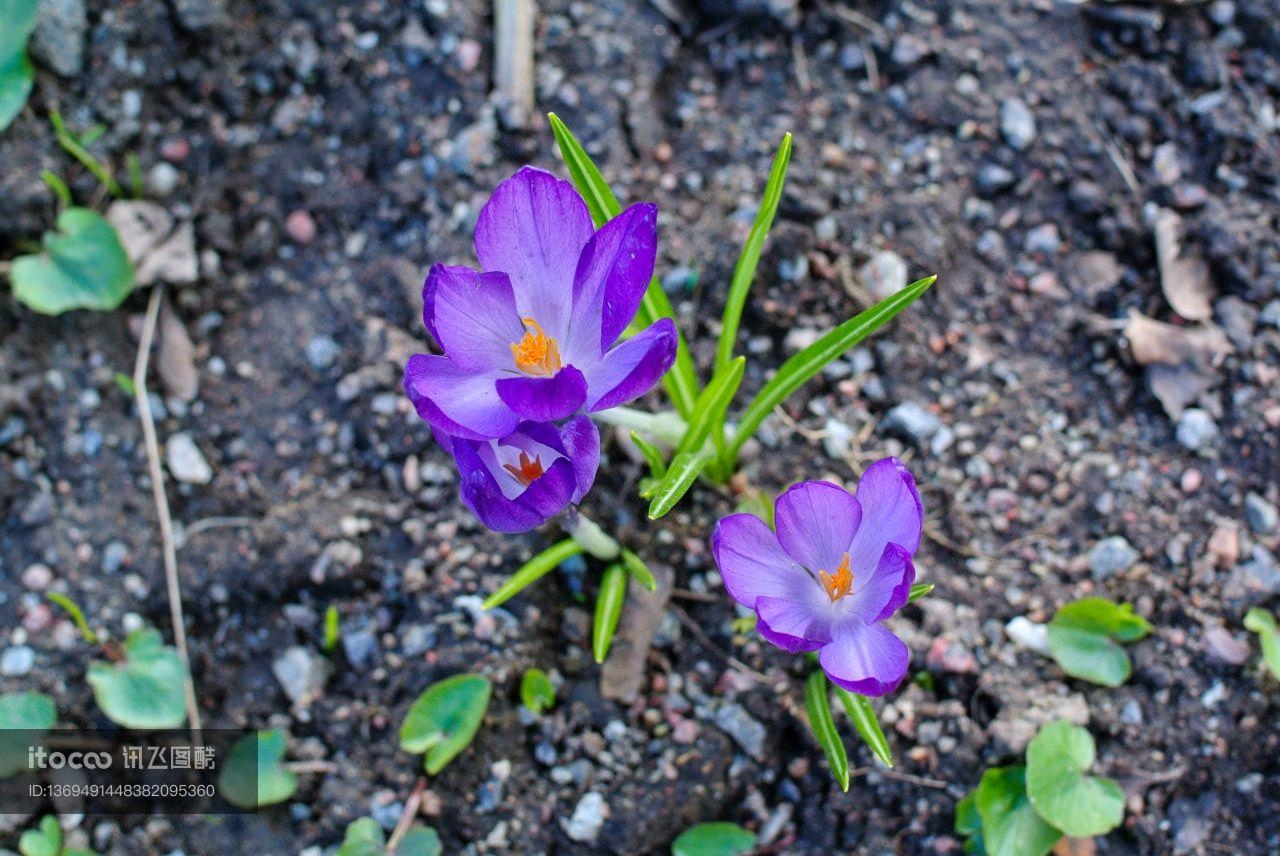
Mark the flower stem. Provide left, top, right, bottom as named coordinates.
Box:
left=592, top=407, right=687, bottom=447
left=562, top=509, right=621, bottom=560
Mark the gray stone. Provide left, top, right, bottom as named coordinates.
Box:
left=1, top=646, right=36, bottom=677
left=1232, top=546, right=1280, bottom=596
left=860, top=249, right=909, bottom=301
left=881, top=401, right=942, bottom=445
left=306, top=335, right=340, bottom=370
left=1023, top=223, right=1061, bottom=256
left=1244, top=492, right=1278, bottom=535
left=400, top=624, right=437, bottom=657
left=102, top=541, right=128, bottom=573
left=272, top=646, right=331, bottom=705
left=147, top=163, right=180, bottom=197
left=562, top=792, right=608, bottom=843
left=713, top=703, right=767, bottom=760
left=165, top=433, right=213, bottom=484
left=975, top=163, right=1016, bottom=196
left=341, top=629, right=378, bottom=670
left=890, top=34, right=931, bottom=67
left=999, top=98, right=1037, bottom=150
left=171, top=0, right=226, bottom=31
left=31, top=0, right=88, bottom=77
left=1089, top=536, right=1138, bottom=580
left=1175, top=409, right=1218, bottom=451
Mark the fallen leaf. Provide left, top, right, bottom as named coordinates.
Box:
left=156, top=298, right=199, bottom=401
left=1146, top=364, right=1213, bottom=420
left=600, top=562, right=673, bottom=703
left=1123, top=310, right=1230, bottom=369
left=1067, top=251, right=1123, bottom=300
left=106, top=201, right=199, bottom=286
left=1154, top=208, right=1212, bottom=321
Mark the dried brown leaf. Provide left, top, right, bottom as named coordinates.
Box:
left=156, top=299, right=199, bottom=401
left=1154, top=208, right=1213, bottom=321
left=106, top=201, right=198, bottom=286
left=1123, top=310, right=1230, bottom=369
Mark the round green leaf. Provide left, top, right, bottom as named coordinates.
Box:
left=0, top=691, right=56, bottom=777
left=11, top=208, right=136, bottom=315
left=18, top=816, right=61, bottom=856
left=87, top=628, right=187, bottom=728
left=336, top=818, right=387, bottom=856
left=520, top=668, right=555, bottom=714
left=671, top=822, right=756, bottom=856
left=1047, top=598, right=1150, bottom=687
left=400, top=673, right=491, bottom=776
left=398, top=827, right=443, bottom=856
left=218, top=729, right=298, bottom=809
left=0, top=0, right=37, bottom=131
left=1025, top=721, right=1125, bottom=837
left=974, top=766, right=1061, bottom=856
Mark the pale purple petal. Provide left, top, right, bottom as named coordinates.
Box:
left=818, top=618, right=910, bottom=697
left=847, top=457, right=923, bottom=576
left=557, top=416, right=600, bottom=503
left=423, top=265, right=524, bottom=372
left=495, top=366, right=588, bottom=422
left=582, top=319, right=677, bottom=412
left=454, top=439, right=576, bottom=533
left=404, top=354, right=517, bottom=440
left=774, top=481, right=862, bottom=574
left=712, top=513, right=813, bottom=608
left=564, top=203, right=658, bottom=360
left=756, top=592, right=835, bottom=652
left=473, top=166, right=592, bottom=340
left=845, top=543, right=916, bottom=624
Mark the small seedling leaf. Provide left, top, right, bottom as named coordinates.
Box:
left=18, top=816, right=61, bottom=856
left=671, top=822, right=757, bottom=856
left=593, top=564, right=628, bottom=663
left=520, top=668, right=556, bottom=714
left=833, top=683, right=893, bottom=768
left=483, top=539, right=583, bottom=610
left=86, top=627, right=187, bottom=729
left=400, top=673, right=491, bottom=776
left=46, top=592, right=98, bottom=644
left=804, top=670, right=849, bottom=791
left=646, top=451, right=711, bottom=519
left=218, top=729, right=298, bottom=809
left=1047, top=597, right=1151, bottom=687
left=1244, top=608, right=1280, bottom=680
left=0, top=692, right=55, bottom=777
left=1025, top=721, right=1125, bottom=838
left=322, top=605, right=340, bottom=654
left=620, top=548, right=658, bottom=592
left=11, top=208, right=135, bottom=315
left=974, top=765, right=1061, bottom=856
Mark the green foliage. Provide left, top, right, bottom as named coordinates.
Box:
left=483, top=539, right=584, bottom=609
left=953, top=793, right=985, bottom=854
left=804, top=670, right=848, bottom=792
left=671, top=822, right=757, bottom=856
left=973, top=766, right=1061, bottom=856
left=630, top=430, right=667, bottom=481
left=676, top=356, right=744, bottom=461
left=10, top=208, right=135, bottom=315
left=86, top=627, right=187, bottom=729
left=1025, top=721, right=1125, bottom=838
left=548, top=112, right=700, bottom=418
left=112, top=372, right=136, bottom=396
left=619, top=548, right=658, bottom=592
left=400, top=673, right=491, bottom=776
left=722, top=275, right=936, bottom=468
left=519, top=668, right=556, bottom=714
left=908, top=583, right=934, bottom=603
left=1046, top=597, right=1152, bottom=687
left=218, top=729, right=298, bottom=809
left=18, top=817, right=61, bottom=856
left=1244, top=607, right=1280, bottom=680
left=644, top=450, right=711, bottom=520
left=49, top=111, right=123, bottom=197
left=0, top=691, right=56, bottom=777
left=45, top=592, right=98, bottom=644
left=322, top=605, right=340, bottom=654
left=336, top=818, right=442, bottom=856
left=0, top=0, right=37, bottom=131
left=592, top=563, right=627, bottom=663
left=833, top=684, right=893, bottom=768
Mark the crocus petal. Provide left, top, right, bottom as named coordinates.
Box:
left=582, top=318, right=677, bottom=412
left=712, top=512, right=813, bottom=609
left=818, top=618, right=910, bottom=697
left=845, top=543, right=916, bottom=624
left=473, top=166, right=592, bottom=340
left=558, top=416, right=600, bottom=503
left=756, top=592, right=834, bottom=653
left=847, top=457, right=924, bottom=576
left=404, top=354, right=517, bottom=440
left=495, top=365, right=588, bottom=422
left=773, top=480, right=862, bottom=574
left=565, top=202, right=658, bottom=360
left=454, top=439, right=577, bottom=533
left=423, top=265, right=524, bottom=372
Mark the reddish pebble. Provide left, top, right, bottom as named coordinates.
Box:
left=926, top=637, right=978, bottom=674
left=160, top=138, right=191, bottom=162
left=455, top=39, right=481, bottom=72
left=1181, top=468, right=1202, bottom=493
left=285, top=210, right=317, bottom=244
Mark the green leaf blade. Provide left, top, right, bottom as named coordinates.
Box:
left=1047, top=598, right=1150, bottom=687
left=11, top=208, right=135, bottom=315
left=975, top=766, right=1062, bottom=856
left=87, top=628, right=188, bottom=729
left=620, top=548, right=658, bottom=592
left=1244, top=607, right=1280, bottom=680
left=483, top=539, right=584, bottom=610
left=0, top=691, right=56, bottom=778
left=646, top=451, right=711, bottom=520
left=218, top=729, right=298, bottom=809
left=671, top=822, right=757, bottom=856
left=520, top=668, right=556, bottom=714
left=0, top=0, right=37, bottom=132
left=1025, top=721, right=1125, bottom=838
left=400, top=673, right=492, bottom=776
left=677, top=356, right=745, bottom=459
left=629, top=430, right=667, bottom=480
left=804, top=670, right=849, bottom=792
left=592, top=564, right=628, bottom=663
left=908, top=583, right=934, bottom=603
left=833, top=685, right=893, bottom=768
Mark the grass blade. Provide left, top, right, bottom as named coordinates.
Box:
left=629, top=430, right=667, bottom=480
left=833, top=683, right=894, bottom=768
left=46, top=592, right=98, bottom=644
left=548, top=112, right=700, bottom=418
left=908, top=583, right=934, bottom=603
left=676, top=355, right=745, bottom=458
left=725, top=275, right=935, bottom=467
left=645, top=451, right=711, bottom=519
left=620, top=548, right=658, bottom=592
left=483, top=539, right=583, bottom=609
left=715, top=133, right=792, bottom=374
left=592, top=563, right=628, bottom=663
left=805, top=670, right=849, bottom=791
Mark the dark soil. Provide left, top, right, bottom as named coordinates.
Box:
left=2, top=0, right=1279, bottom=853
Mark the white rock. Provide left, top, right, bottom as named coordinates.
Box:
left=562, top=792, right=608, bottom=843
left=1005, top=616, right=1050, bottom=655
left=165, top=433, right=213, bottom=484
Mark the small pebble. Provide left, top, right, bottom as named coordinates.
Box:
left=165, top=433, right=214, bottom=485
left=1089, top=536, right=1138, bottom=580
left=21, top=564, right=54, bottom=591
left=284, top=210, right=317, bottom=244
left=1, top=646, right=36, bottom=676
left=999, top=98, right=1037, bottom=150
left=1175, top=409, right=1218, bottom=451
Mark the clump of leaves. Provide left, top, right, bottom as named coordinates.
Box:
left=671, top=822, right=756, bottom=856
left=0, top=691, right=55, bottom=777
left=336, top=818, right=441, bottom=856
left=400, top=673, right=492, bottom=776
left=10, top=207, right=136, bottom=315
left=1244, top=607, right=1280, bottom=680
left=218, top=729, right=298, bottom=809
left=15, top=816, right=98, bottom=856
left=1046, top=597, right=1152, bottom=687
left=0, top=0, right=37, bottom=131
left=956, top=721, right=1125, bottom=855
left=519, top=668, right=556, bottom=715
left=86, top=627, right=187, bottom=728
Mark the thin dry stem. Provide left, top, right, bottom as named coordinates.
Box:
left=386, top=778, right=427, bottom=853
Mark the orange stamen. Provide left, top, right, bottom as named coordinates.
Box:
left=502, top=451, right=545, bottom=486
left=510, top=317, right=562, bottom=377
left=819, top=553, right=855, bottom=602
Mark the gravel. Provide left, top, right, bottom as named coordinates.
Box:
left=30, top=0, right=87, bottom=77
left=562, top=792, right=608, bottom=843
left=272, top=646, right=331, bottom=705
left=0, top=646, right=36, bottom=676
left=1089, top=536, right=1139, bottom=580
left=999, top=98, right=1037, bottom=150
left=880, top=401, right=942, bottom=445
left=1175, top=409, right=1219, bottom=451
left=165, top=433, right=214, bottom=485
left=1244, top=492, right=1278, bottom=535
left=713, top=703, right=767, bottom=760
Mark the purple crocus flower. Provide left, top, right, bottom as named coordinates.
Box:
left=436, top=416, right=600, bottom=533
left=404, top=166, right=677, bottom=441
left=711, top=458, right=923, bottom=696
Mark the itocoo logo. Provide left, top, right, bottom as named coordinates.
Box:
left=28, top=746, right=113, bottom=770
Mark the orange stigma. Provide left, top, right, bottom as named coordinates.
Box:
left=819, top=553, right=854, bottom=602
left=510, top=317, right=562, bottom=377
left=502, top=451, right=545, bottom=486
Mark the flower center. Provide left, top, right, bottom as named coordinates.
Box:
left=502, top=450, right=545, bottom=486
left=818, top=553, right=854, bottom=602
left=510, top=317, right=562, bottom=377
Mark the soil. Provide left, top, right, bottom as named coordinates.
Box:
left=2, top=0, right=1279, bottom=854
